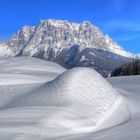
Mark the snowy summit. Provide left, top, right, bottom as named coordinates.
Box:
left=0, top=19, right=139, bottom=76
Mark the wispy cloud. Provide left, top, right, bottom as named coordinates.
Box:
left=104, top=20, right=140, bottom=32
left=102, top=19, right=140, bottom=42
left=113, top=0, right=125, bottom=12
left=115, top=34, right=140, bottom=41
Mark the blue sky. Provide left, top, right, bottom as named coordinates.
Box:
left=0, top=0, right=140, bottom=53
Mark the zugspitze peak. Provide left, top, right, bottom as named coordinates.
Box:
left=0, top=19, right=138, bottom=76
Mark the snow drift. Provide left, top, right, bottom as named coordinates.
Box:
left=0, top=57, right=65, bottom=86
left=0, top=57, right=66, bottom=109
left=6, top=67, right=130, bottom=136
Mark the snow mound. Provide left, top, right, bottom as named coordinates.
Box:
left=8, top=67, right=130, bottom=135
left=0, top=57, right=66, bottom=86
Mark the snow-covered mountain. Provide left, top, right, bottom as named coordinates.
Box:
left=0, top=19, right=138, bottom=76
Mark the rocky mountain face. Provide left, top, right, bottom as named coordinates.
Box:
left=0, top=19, right=138, bottom=76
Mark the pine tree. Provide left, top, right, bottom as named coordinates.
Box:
left=111, top=60, right=140, bottom=76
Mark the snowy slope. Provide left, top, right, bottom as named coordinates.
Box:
left=0, top=57, right=130, bottom=139
left=6, top=68, right=129, bottom=134
left=28, top=77, right=140, bottom=140
left=0, top=57, right=65, bottom=86
left=0, top=57, right=66, bottom=109
left=54, top=76, right=140, bottom=140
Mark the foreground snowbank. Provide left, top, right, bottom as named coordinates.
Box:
left=4, top=68, right=130, bottom=136
left=0, top=57, right=130, bottom=139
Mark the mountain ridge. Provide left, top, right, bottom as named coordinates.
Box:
left=0, top=19, right=139, bottom=76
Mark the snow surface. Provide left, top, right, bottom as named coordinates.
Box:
left=0, top=57, right=139, bottom=140
left=4, top=67, right=129, bottom=135
left=0, top=57, right=65, bottom=86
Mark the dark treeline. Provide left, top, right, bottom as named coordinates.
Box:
left=111, top=60, right=140, bottom=76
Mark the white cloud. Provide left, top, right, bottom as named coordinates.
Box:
left=104, top=20, right=140, bottom=32
left=113, top=0, right=125, bottom=12
left=116, top=34, right=140, bottom=41
left=102, top=20, right=140, bottom=42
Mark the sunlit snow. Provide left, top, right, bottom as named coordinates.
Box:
left=0, top=57, right=139, bottom=140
